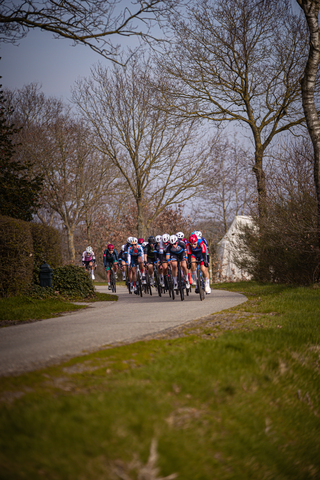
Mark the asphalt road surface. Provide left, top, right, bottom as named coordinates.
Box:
left=0, top=286, right=247, bottom=376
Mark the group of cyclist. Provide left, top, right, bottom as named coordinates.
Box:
left=82, top=230, right=211, bottom=296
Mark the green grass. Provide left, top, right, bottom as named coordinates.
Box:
left=0, top=292, right=118, bottom=323
left=0, top=296, right=86, bottom=322
left=0, top=282, right=319, bottom=479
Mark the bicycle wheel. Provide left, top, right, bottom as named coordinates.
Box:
left=153, top=269, right=160, bottom=297
left=197, top=266, right=205, bottom=301
left=126, top=274, right=131, bottom=293
left=110, top=270, right=114, bottom=292
left=147, top=270, right=152, bottom=295
left=178, top=265, right=184, bottom=301
left=168, top=269, right=175, bottom=300
left=167, top=274, right=171, bottom=297
left=112, top=270, right=116, bottom=293
left=164, top=275, right=171, bottom=297
left=137, top=270, right=143, bottom=297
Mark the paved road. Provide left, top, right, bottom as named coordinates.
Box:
left=0, top=286, right=247, bottom=376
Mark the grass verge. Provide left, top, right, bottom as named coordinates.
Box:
left=0, top=292, right=118, bottom=325
left=0, top=282, right=319, bottom=479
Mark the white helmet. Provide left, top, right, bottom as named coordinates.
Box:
left=170, top=235, right=178, bottom=244
left=155, top=235, right=162, bottom=243
left=121, top=244, right=125, bottom=251
left=195, top=230, right=202, bottom=239
left=131, top=237, right=138, bottom=245
left=162, top=233, right=170, bottom=243
left=127, top=236, right=133, bottom=244
left=176, top=231, right=184, bottom=239
left=142, top=241, right=148, bottom=248
left=86, top=246, right=93, bottom=254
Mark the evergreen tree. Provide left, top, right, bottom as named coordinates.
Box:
left=0, top=87, right=43, bottom=221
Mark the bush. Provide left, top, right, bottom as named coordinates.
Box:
left=53, top=265, right=95, bottom=298
left=28, top=284, right=60, bottom=299
left=0, top=215, right=34, bottom=296
left=233, top=138, right=320, bottom=285
left=30, top=223, right=62, bottom=285
left=234, top=194, right=320, bottom=284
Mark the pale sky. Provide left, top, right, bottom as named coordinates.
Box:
left=1, top=29, right=112, bottom=100
left=0, top=0, right=303, bottom=102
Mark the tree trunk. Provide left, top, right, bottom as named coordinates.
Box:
left=66, top=225, right=76, bottom=263
left=85, top=214, right=92, bottom=246
left=136, top=195, right=145, bottom=238
left=297, top=0, right=320, bottom=249
left=252, top=148, right=266, bottom=218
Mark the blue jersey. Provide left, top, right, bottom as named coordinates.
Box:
left=127, top=245, right=144, bottom=265
left=165, top=240, right=187, bottom=260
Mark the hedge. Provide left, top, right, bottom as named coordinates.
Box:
left=0, top=215, right=34, bottom=297
left=53, top=265, right=95, bottom=298
left=0, top=215, right=62, bottom=297
left=30, top=222, right=62, bottom=285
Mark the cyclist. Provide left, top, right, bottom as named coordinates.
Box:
left=154, top=235, right=165, bottom=287
left=137, top=238, right=147, bottom=283
left=103, top=243, right=119, bottom=289
left=127, top=237, right=144, bottom=294
left=160, top=233, right=170, bottom=285
left=194, top=230, right=210, bottom=270
left=144, top=236, right=158, bottom=285
left=176, top=231, right=188, bottom=245
left=82, top=246, right=96, bottom=279
left=187, top=234, right=211, bottom=294
left=165, top=234, right=189, bottom=290
left=118, top=244, right=127, bottom=281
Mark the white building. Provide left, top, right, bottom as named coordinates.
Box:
left=215, top=215, right=254, bottom=282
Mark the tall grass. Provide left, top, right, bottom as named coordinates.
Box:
left=0, top=282, right=319, bottom=479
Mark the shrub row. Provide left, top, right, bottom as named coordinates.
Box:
left=0, top=215, right=62, bottom=297
left=53, top=265, right=95, bottom=298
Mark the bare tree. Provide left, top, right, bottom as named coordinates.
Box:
left=201, top=135, right=254, bottom=233
left=72, top=60, right=214, bottom=237
left=237, top=135, right=319, bottom=284
left=0, top=0, right=178, bottom=63
left=296, top=0, right=320, bottom=251
left=7, top=84, right=117, bottom=262
left=155, top=0, right=309, bottom=216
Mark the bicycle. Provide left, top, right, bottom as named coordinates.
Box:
left=176, top=259, right=185, bottom=301
left=110, top=268, right=116, bottom=293
left=195, top=260, right=205, bottom=301
left=125, top=265, right=132, bottom=294
left=84, top=261, right=95, bottom=281
left=144, top=264, right=152, bottom=295
left=136, top=268, right=143, bottom=297
left=167, top=263, right=175, bottom=300
left=153, top=262, right=162, bottom=297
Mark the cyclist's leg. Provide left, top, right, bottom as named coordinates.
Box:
left=181, top=259, right=189, bottom=287
left=147, top=260, right=154, bottom=284
left=201, top=264, right=211, bottom=293
left=130, top=258, right=139, bottom=293
left=138, top=256, right=145, bottom=283
left=138, top=256, right=144, bottom=273
left=190, top=256, right=197, bottom=286
left=158, top=262, right=165, bottom=287
left=113, top=260, right=118, bottom=280
left=170, top=259, right=178, bottom=288
left=105, top=264, right=112, bottom=289
left=131, top=265, right=137, bottom=283
left=121, top=261, right=126, bottom=280
left=88, top=261, right=95, bottom=280
left=162, top=260, right=169, bottom=289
